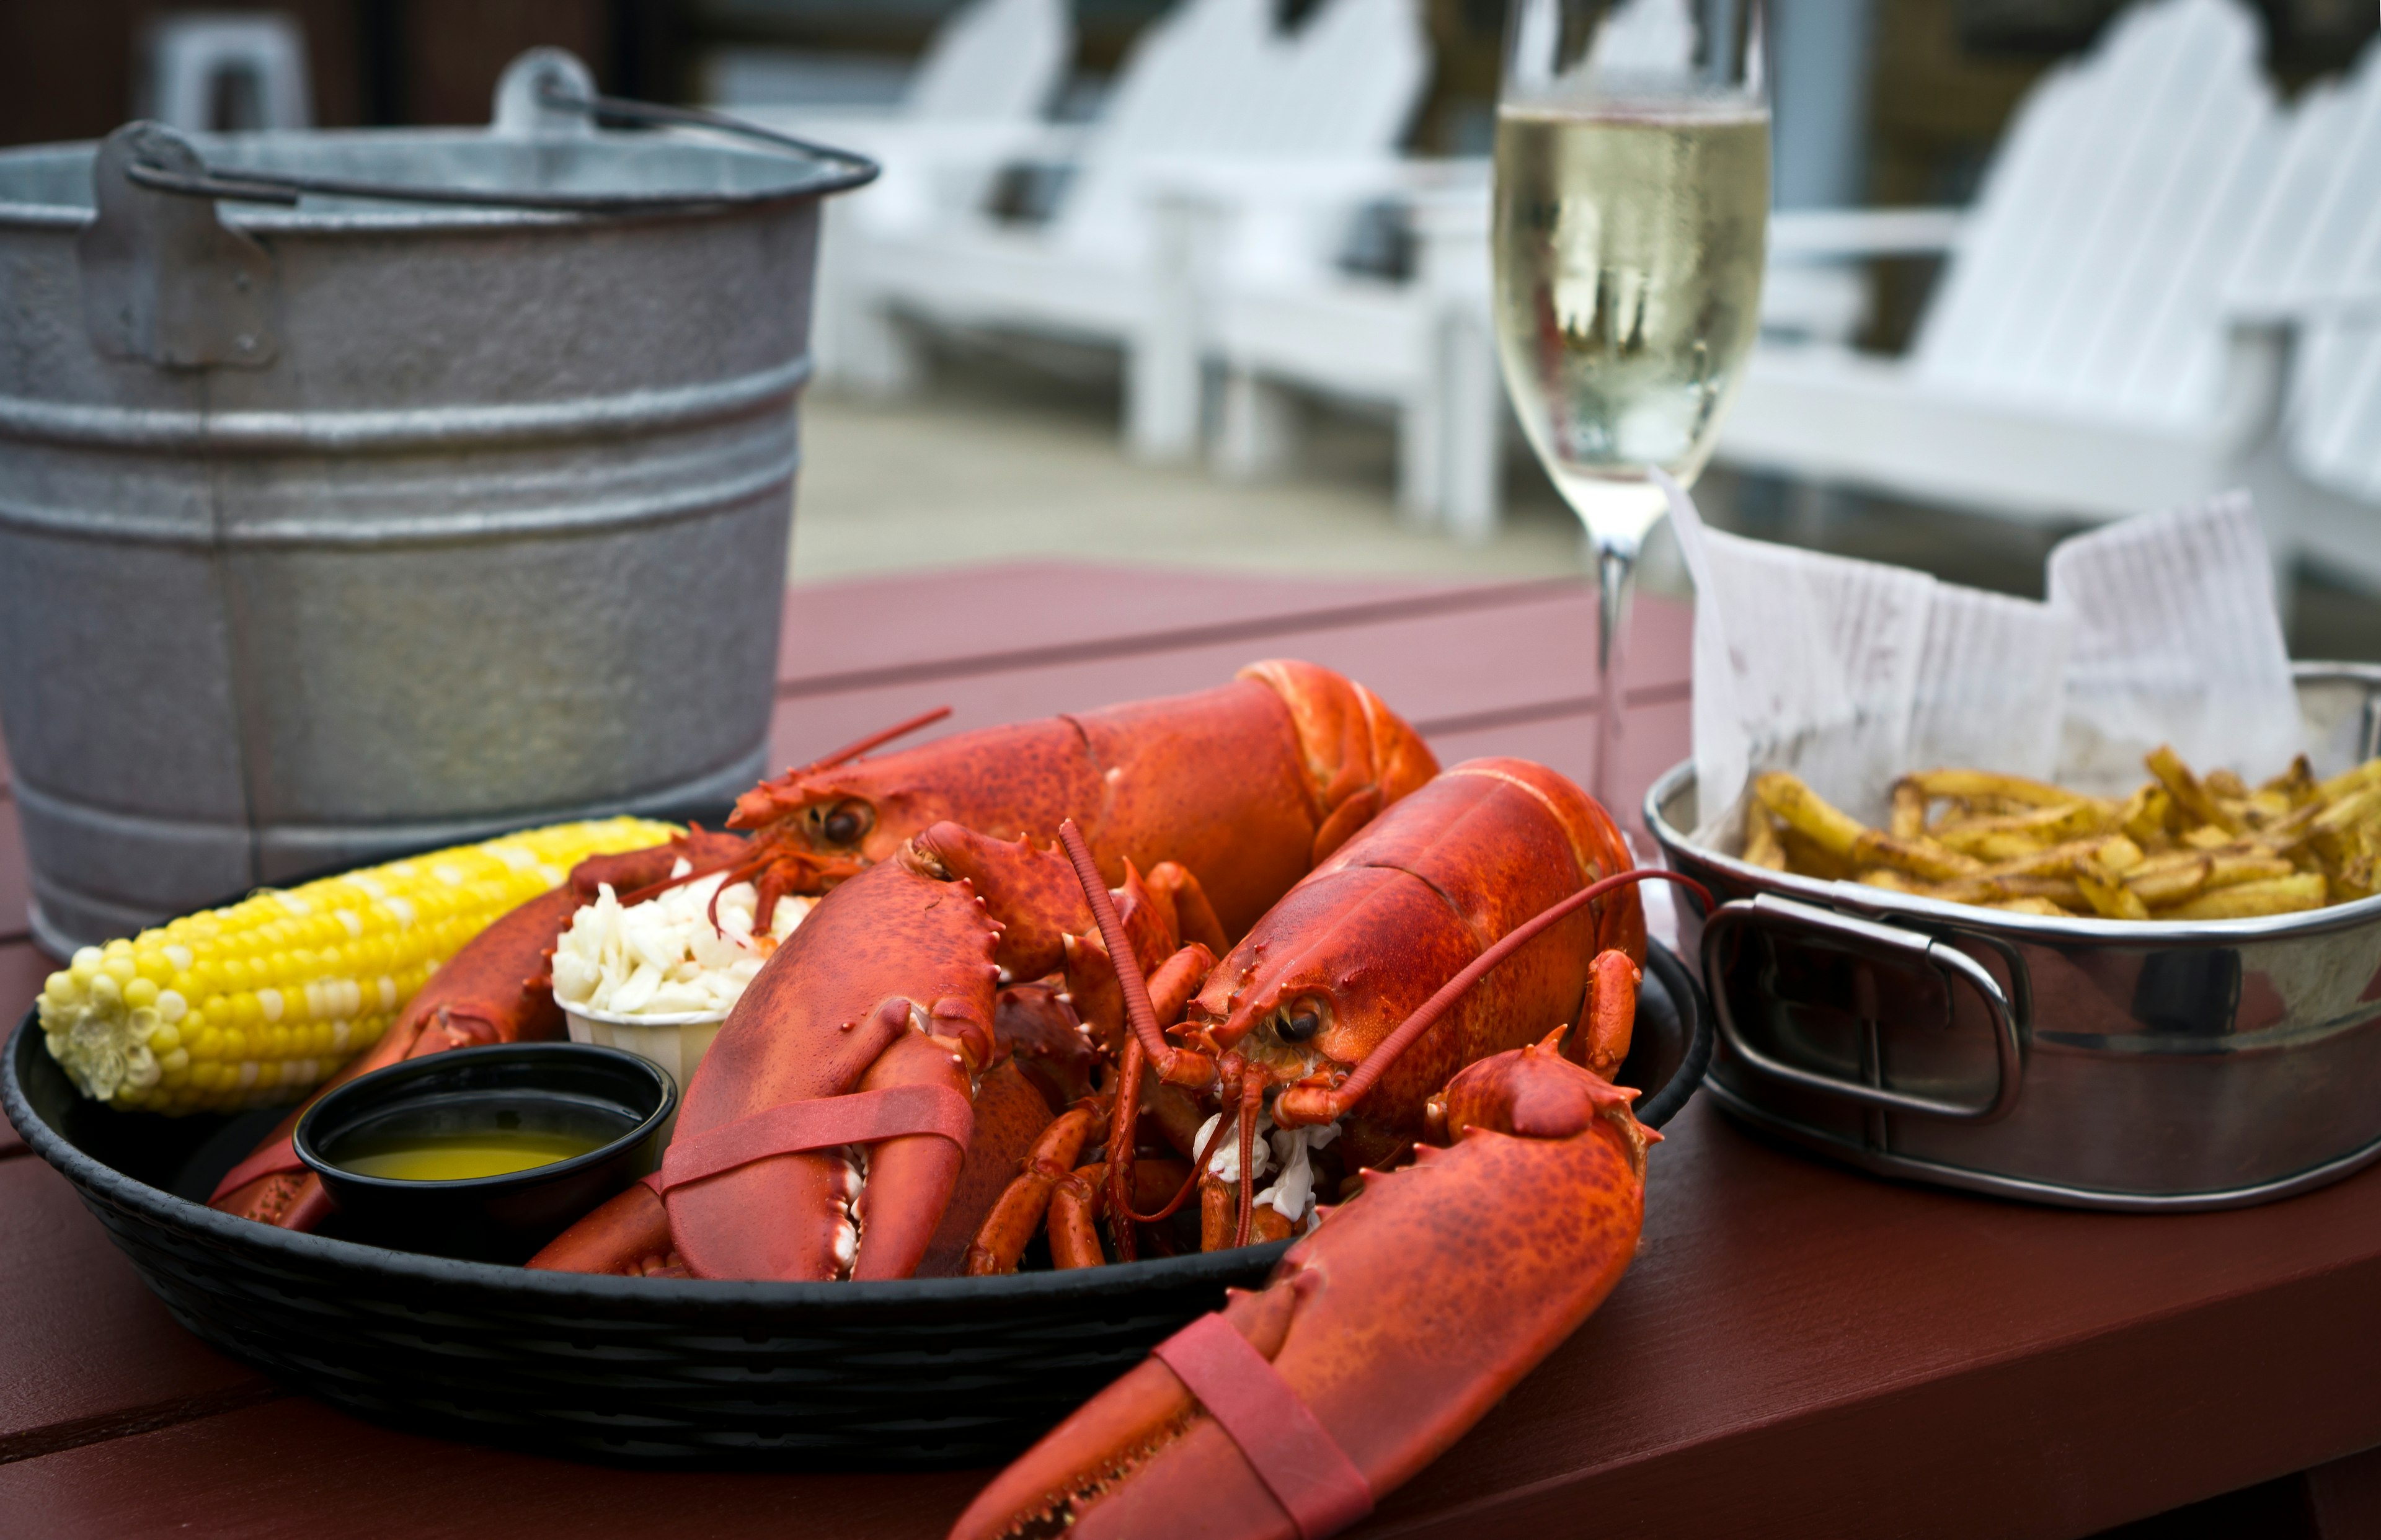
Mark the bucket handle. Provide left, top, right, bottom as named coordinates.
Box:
left=116, top=52, right=877, bottom=213
left=1702, top=893, right=2026, bottom=1123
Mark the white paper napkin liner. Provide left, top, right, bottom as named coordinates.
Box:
left=1660, top=471, right=2070, bottom=842
left=1659, top=476, right=2289, bottom=841
left=2045, top=491, right=2301, bottom=790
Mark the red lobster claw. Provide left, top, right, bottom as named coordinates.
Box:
left=950, top=1040, right=1654, bottom=1540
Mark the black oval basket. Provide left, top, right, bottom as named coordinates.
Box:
left=5, top=945, right=1707, bottom=1470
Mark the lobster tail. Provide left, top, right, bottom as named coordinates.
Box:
left=1236, top=659, right=1439, bottom=864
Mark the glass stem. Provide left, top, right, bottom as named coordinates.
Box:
left=1591, top=533, right=1638, bottom=830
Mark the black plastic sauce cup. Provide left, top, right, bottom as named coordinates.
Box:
left=295, top=1042, right=675, bottom=1263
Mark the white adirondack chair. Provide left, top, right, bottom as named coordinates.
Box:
left=718, top=0, right=1075, bottom=386
left=837, top=0, right=1432, bottom=459
left=1175, top=0, right=1871, bottom=536
left=1175, top=175, right=1874, bottom=539
left=2228, top=35, right=2381, bottom=593
left=1714, top=0, right=2305, bottom=582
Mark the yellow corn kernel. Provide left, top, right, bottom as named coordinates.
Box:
left=40, top=815, right=674, bottom=1113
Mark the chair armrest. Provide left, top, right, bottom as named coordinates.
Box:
left=1143, top=154, right=1486, bottom=213
left=734, top=113, right=1094, bottom=175
left=2227, top=285, right=2381, bottom=325
left=1768, top=207, right=1966, bottom=259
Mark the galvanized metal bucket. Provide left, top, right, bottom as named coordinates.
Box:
left=1648, top=663, right=2381, bottom=1212
left=0, top=50, right=874, bottom=954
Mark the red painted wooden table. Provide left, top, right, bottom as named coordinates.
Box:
left=3, top=563, right=2379, bottom=1539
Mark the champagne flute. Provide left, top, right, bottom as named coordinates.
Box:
left=1493, top=0, right=1768, bottom=825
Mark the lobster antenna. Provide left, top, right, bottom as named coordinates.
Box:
left=1123, top=1100, right=1236, bottom=1226
left=796, top=705, right=954, bottom=774
left=1313, top=869, right=1714, bottom=1119
left=1058, top=821, right=1189, bottom=1081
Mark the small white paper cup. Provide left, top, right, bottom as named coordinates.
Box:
left=559, top=1000, right=729, bottom=1142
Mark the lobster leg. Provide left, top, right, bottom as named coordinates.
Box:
left=1048, top=1164, right=1107, bottom=1270
left=966, top=1103, right=1104, bottom=1275
left=950, top=1043, right=1653, bottom=1540
left=1576, top=948, right=1643, bottom=1081
left=1102, top=943, right=1217, bottom=1263
left=918, top=1062, right=1053, bottom=1278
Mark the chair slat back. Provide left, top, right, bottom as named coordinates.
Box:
left=2251, top=41, right=2381, bottom=500
left=1912, top=0, right=2280, bottom=430
left=1266, top=0, right=1429, bottom=162
left=1052, top=0, right=1428, bottom=263
left=903, top=0, right=1073, bottom=123
left=1053, top=0, right=1283, bottom=257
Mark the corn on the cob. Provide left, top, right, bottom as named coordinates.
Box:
left=39, top=816, right=675, bottom=1114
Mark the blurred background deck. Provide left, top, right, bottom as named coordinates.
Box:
left=7, top=1, right=2377, bottom=663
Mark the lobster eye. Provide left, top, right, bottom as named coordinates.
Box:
left=821, top=800, right=872, bottom=846
left=1277, top=1002, right=1323, bottom=1043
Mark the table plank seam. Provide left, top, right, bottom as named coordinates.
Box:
left=0, top=1381, right=288, bottom=1468
left=1413, top=679, right=1692, bottom=740
left=776, top=579, right=1587, bottom=699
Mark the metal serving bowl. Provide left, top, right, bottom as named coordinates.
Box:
left=1648, top=662, right=2381, bottom=1212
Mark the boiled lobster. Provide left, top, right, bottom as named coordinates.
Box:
left=210, top=660, right=1436, bottom=1234
left=530, top=755, right=1659, bottom=1282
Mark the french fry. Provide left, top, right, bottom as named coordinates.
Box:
left=2313, top=785, right=2380, bottom=840
left=1776, top=823, right=1856, bottom=882
left=2320, top=758, right=2381, bottom=803
left=1990, top=897, right=2077, bottom=917
left=2157, top=872, right=2327, bottom=921
left=1903, top=769, right=2079, bottom=807
left=1974, top=837, right=2117, bottom=882
left=1990, top=875, right=2088, bottom=908
left=1755, top=772, right=1980, bottom=882
left=2203, top=852, right=2297, bottom=891
left=2094, top=835, right=2145, bottom=872
left=2261, top=755, right=2318, bottom=807
left=2146, top=745, right=2245, bottom=836
left=1890, top=780, right=1927, bottom=841
left=2126, top=857, right=2210, bottom=908
left=1936, top=803, right=2120, bottom=862
left=2121, top=786, right=2174, bottom=850
left=1742, top=801, right=1787, bottom=870
left=2077, top=868, right=2151, bottom=920
left=1744, top=751, right=2379, bottom=923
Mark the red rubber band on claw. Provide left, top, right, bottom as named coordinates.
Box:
left=210, top=1137, right=304, bottom=1202
left=641, top=1084, right=973, bottom=1195
left=1151, top=1312, right=1374, bottom=1540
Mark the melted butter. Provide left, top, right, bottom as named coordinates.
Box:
left=335, top=1130, right=603, bottom=1182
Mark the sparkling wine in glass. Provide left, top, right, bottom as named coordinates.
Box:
left=1493, top=0, right=1769, bottom=824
